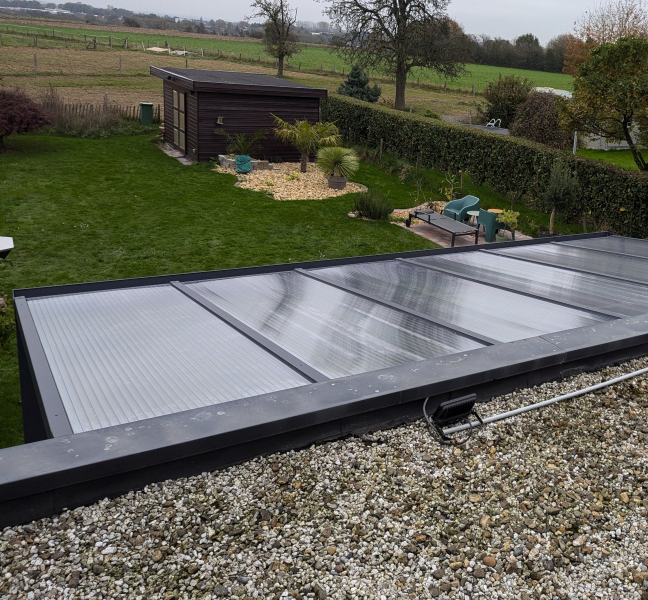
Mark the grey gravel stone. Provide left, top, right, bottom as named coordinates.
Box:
left=4, top=357, right=648, bottom=599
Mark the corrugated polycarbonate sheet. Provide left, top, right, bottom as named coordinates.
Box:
left=28, top=286, right=309, bottom=433
left=424, top=251, right=648, bottom=317
left=315, top=260, right=608, bottom=342
left=559, top=236, right=648, bottom=259
left=497, top=244, right=648, bottom=283
left=188, top=272, right=484, bottom=379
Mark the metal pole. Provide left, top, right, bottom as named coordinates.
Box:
left=443, top=365, right=648, bottom=435
left=573, top=131, right=578, bottom=155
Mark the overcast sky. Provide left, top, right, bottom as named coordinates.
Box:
left=100, top=0, right=597, bottom=45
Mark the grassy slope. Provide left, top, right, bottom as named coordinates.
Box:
left=577, top=149, right=639, bottom=171
left=0, top=20, right=574, bottom=92
left=0, top=133, right=436, bottom=449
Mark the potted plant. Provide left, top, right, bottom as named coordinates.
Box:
left=317, top=146, right=360, bottom=190
left=496, top=210, right=520, bottom=242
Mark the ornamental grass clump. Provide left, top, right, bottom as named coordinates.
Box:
left=354, top=189, right=393, bottom=220
left=316, top=146, right=360, bottom=178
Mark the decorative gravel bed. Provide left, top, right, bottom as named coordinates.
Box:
left=3, top=357, right=648, bottom=600
left=214, top=162, right=366, bottom=201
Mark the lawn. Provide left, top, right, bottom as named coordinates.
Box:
left=0, top=19, right=574, bottom=92
left=0, top=133, right=436, bottom=449
left=577, top=149, right=640, bottom=171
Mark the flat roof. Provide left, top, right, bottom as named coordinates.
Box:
left=150, top=67, right=328, bottom=97
left=5, top=233, right=648, bottom=526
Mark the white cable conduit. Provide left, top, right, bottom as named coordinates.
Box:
left=442, top=365, right=648, bottom=436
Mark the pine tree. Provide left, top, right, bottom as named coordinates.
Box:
left=337, top=65, right=382, bottom=103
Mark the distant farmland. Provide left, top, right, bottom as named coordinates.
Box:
left=0, top=18, right=574, bottom=92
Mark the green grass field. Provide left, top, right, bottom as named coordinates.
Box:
left=577, top=149, right=639, bottom=170
left=0, top=20, right=574, bottom=92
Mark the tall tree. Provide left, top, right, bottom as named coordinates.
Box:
left=249, top=0, right=300, bottom=77
left=564, top=0, right=648, bottom=74
left=325, top=0, right=468, bottom=110
left=560, top=36, right=648, bottom=171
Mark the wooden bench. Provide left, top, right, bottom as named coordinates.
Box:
left=405, top=210, right=478, bottom=247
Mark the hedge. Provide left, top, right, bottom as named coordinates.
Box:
left=321, top=95, right=648, bottom=237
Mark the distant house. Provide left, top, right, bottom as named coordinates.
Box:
left=150, top=67, right=328, bottom=162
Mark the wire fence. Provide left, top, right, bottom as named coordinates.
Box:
left=53, top=102, right=162, bottom=123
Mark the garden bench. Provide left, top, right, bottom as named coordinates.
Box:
left=405, top=210, right=479, bottom=247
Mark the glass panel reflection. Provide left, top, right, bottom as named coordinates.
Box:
left=316, top=261, right=608, bottom=343
left=189, top=272, right=484, bottom=379
left=423, top=251, right=648, bottom=317
left=559, top=236, right=648, bottom=259
left=498, top=244, right=648, bottom=283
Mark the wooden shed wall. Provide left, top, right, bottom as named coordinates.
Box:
left=198, top=92, right=321, bottom=162
left=163, top=82, right=174, bottom=147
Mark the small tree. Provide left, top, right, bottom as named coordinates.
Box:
left=560, top=36, right=648, bottom=171
left=272, top=116, right=341, bottom=172
left=0, top=89, right=51, bottom=149
left=540, top=159, right=579, bottom=235
left=481, top=74, right=532, bottom=128
left=510, top=92, right=573, bottom=150
left=337, top=65, right=382, bottom=103
left=249, top=0, right=300, bottom=77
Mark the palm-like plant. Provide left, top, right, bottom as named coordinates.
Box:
left=317, top=146, right=360, bottom=178
left=272, top=115, right=341, bottom=172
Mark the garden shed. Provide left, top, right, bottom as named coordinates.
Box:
left=150, top=67, right=328, bottom=162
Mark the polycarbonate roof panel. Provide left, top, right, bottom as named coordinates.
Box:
left=188, top=272, right=484, bottom=379
left=314, top=260, right=609, bottom=342
left=497, top=244, right=648, bottom=283
left=558, top=236, right=648, bottom=259
left=28, top=286, right=309, bottom=433
left=426, top=251, right=648, bottom=317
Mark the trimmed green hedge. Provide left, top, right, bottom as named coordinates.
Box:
left=322, top=95, right=648, bottom=237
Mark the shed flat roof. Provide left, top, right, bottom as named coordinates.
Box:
left=6, top=233, right=648, bottom=526
left=150, top=67, right=328, bottom=97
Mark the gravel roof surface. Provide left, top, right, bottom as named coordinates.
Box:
left=3, top=357, right=648, bottom=600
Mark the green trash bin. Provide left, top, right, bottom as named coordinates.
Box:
left=139, top=102, right=154, bottom=125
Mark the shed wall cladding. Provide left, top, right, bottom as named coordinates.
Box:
left=199, top=93, right=320, bottom=162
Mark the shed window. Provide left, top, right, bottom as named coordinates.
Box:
left=171, top=89, right=186, bottom=152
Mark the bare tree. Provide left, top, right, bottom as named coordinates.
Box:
left=564, top=0, right=648, bottom=74
left=325, top=0, right=468, bottom=110
left=249, top=0, right=300, bottom=77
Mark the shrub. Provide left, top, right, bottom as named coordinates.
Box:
left=317, top=146, right=360, bottom=178
left=510, top=92, right=573, bottom=150
left=480, top=74, right=533, bottom=128
left=321, top=94, right=648, bottom=237
left=354, top=189, right=393, bottom=220
left=0, top=88, right=51, bottom=148
left=539, top=159, right=580, bottom=234
left=337, top=65, right=382, bottom=103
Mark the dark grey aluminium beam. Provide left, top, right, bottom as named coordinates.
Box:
left=400, top=257, right=624, bottom=320
left=482, top=248, right=648, bottom=287
left=170, top=281, right=328, bottom=383
left=13, top=297, right=73, bottom=439
left=294, top=268, right=498, bottom=346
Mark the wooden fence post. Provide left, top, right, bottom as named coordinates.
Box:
left=33, top=54, right=37, bottom=73
left=119, top=55, right=122, bottom=75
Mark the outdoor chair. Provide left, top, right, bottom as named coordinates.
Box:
left=477, top=209, right=515, bottom=243
left=443, top=195, right=480, bottom=222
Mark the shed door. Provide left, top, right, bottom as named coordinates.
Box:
left=172, top=90, right=186, bottom=153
